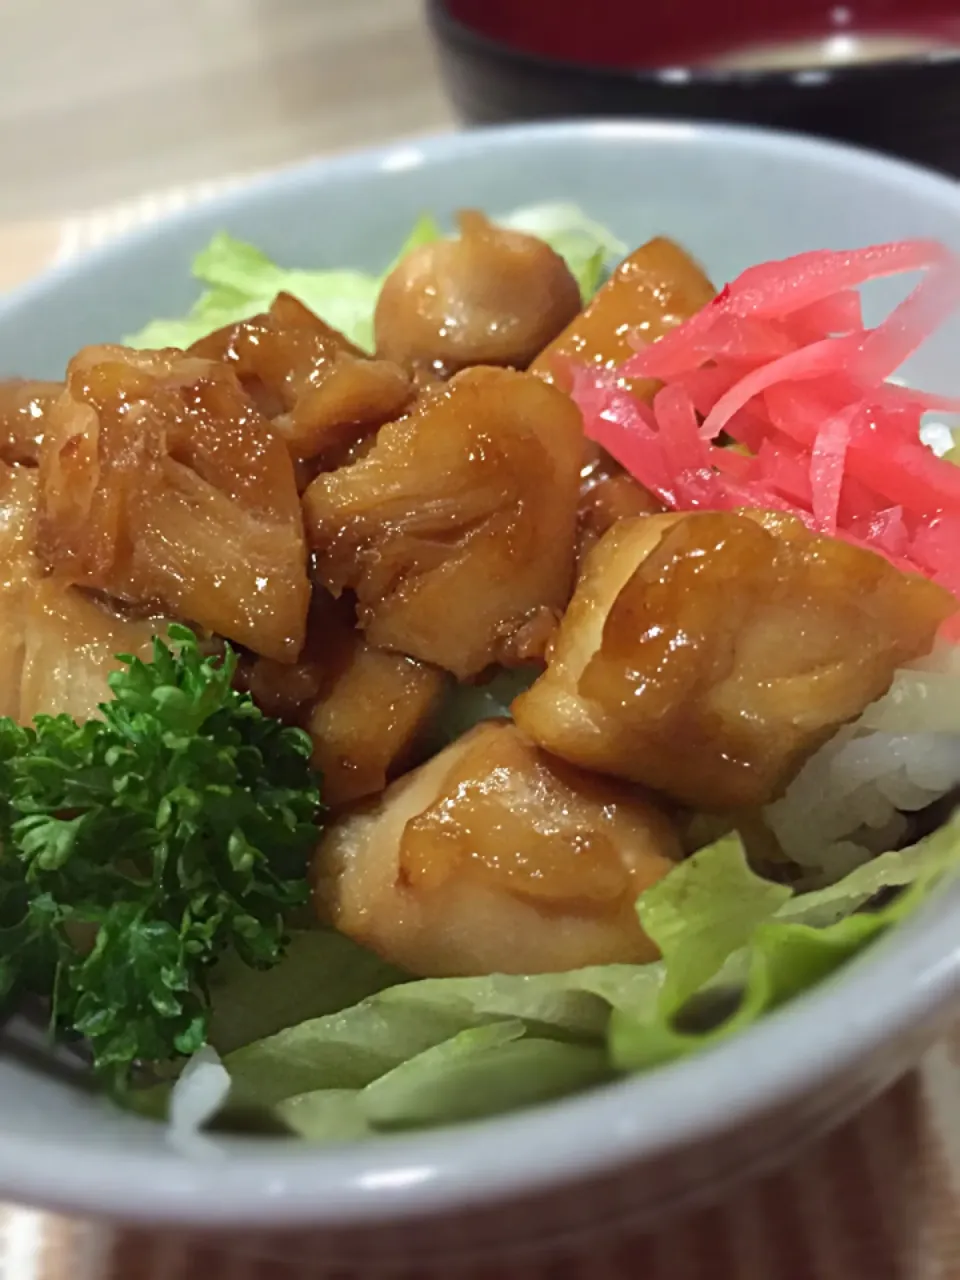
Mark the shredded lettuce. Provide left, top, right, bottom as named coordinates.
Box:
left=218, top=964, right=642, bottom=1110
left=125, top=203, right=621, bottom=352
left=498, top=201, right=625, bottom=298
left=611, top=811, right=960, bottom=1071
left=128, top=233, right=386, bottom=352
left=637, top=835, right=791, bottom=1013
left=206, top=928, right=408, bottom=1057
left=361, top=1022, right=608, bottom=1131
left=272, top=1031, right=608, bottom=1140
left=162, top=812, right=958, bottom=1142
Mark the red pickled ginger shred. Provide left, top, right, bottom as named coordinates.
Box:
left=719, top=239, right=949, bottom=317
left=810, top=407, right=854, bottom=534
left=570, top=237, right=960, bottom=607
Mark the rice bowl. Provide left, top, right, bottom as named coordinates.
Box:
left=0, top=123, right=959, bottom=1259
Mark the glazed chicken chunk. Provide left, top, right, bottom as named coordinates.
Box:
left=36, top=345, right=310, bottom=662
left=374, top=210, right=582, bottom=379
left=576, top=440, right=665, bottom=565
left=0, top=462, right=42, bottom=719
left=305, top=646, right=447, bottom=808
left=513, top=510, right=955, bottom=811
left=531, top=235, right=716, bottom=401
left=19, top=582, right=166, bottom=725
left=530, top=238, right=713, bottom=558
left=315, top=720, right=681, bottom=976
left=0, top=461, right=165, bottom=724
left=0, top=378, right=62, bottom=467
left=191, top=292, right=413, bottom=476
left=303, top=366, right=583, bottom=678
left=243, top=593, right=449, bottom=808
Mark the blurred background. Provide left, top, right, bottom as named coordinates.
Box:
left=1, top=0, right=452, bottom=222
left=3, top=0, right=960, bottom=278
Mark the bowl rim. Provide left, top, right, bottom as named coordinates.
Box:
left=3, top=118, right=960, bottom=1229
left=426, top=0, right=960, bottom=87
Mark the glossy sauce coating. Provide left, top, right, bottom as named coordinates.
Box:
left=0, top=379, right=62, bottom=467
left=19, top=581, right=165, bottom=725
left=529, top=238, right=711, bottom=562
left=514, top=510, right=956, bottom=810
left=0, top=463, right=40, bottom=718
left=303, top=366, right=583, bottom=678
left=315, top=720, right=681, bottom=976
left=36, top=345, right=309, bottom=662
left=192, top=293, right=412, bottom=473
left=577, top=441, right=665, bottom=565
left=374, top=210, right=582, bottom=378
left=243, top=591, right=449, bottom=807
left=531, top=237, right=715, bottom=401
left=0, top=461, right=164, bottom=724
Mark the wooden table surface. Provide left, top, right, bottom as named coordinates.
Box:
left=0, top=0, right=453, bottom=224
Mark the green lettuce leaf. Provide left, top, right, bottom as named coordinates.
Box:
left=206, top=928, right=408, bottom=1056
left=362, top=1021, right=609, bottom=1131
left=637, top=834, right=791, bottom=1013
left=274, top=1088, right=370, bottom=1141
left=220, top=963, right=652, bottom=1110
left=125, top=204, right=620, bottom=351
left=166, top=813, right=960, bottom=1143
left=776, top=812, right=960, bottom=927
left=128, top=231, right=385, bottom=352
left=273, top=1028, right=608, bottom=1139
left=611, top=811, right=960, bottom=1072
left=184, top=962, right=656, bottom=1140
left=609, top=893, right=917, bottom=1073
left=499, top=202, right=626, bottom=297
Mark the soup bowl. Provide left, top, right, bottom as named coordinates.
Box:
left=427, top=0, right=960, bottom=175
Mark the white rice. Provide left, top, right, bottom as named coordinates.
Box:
left=766, top=404, right=960, bottom=882
left=765, top=643, right=960, bottom=883
left=919, top=419, right=956, bottom=459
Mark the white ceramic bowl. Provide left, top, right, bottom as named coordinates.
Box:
left=2, top=121, right=960, bottom=1267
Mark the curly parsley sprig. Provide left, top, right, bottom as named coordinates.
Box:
left=0, top=625, right=321, bottom=1088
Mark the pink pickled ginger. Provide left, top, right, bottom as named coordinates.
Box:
left=569, top=238, right=960, bottom=605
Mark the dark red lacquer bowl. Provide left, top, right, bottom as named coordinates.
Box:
left=427, top=0, right=960, bottom=175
